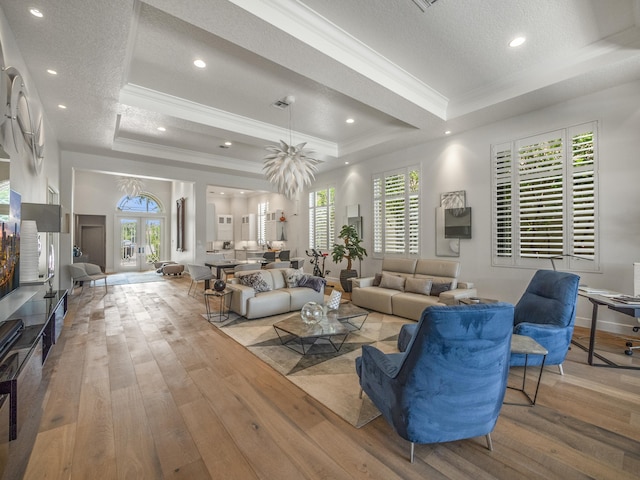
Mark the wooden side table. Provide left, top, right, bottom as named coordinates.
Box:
left=507, top=334, right=548, bottom=406
left=204, top=289, right=232, bottom=322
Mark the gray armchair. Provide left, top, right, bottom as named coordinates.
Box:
left=68, top=263, right=108, bottom=293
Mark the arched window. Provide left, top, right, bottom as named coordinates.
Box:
left=117, top=193, right=164, bottom=213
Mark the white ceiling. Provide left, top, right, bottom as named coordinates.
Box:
left=2, top=0, right=640, bottom=191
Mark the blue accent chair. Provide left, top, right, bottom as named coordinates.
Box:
left=510, top=270, right=580, bottom=374
left=356, top=303, right=514, bottom=462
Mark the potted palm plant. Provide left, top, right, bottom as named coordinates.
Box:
left=331, top=224, right=367, bottom=292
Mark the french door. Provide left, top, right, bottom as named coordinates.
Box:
left=116, top=216, right=164, bottom=272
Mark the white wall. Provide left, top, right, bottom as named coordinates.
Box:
left=314, top=80, right=640, bottom=334
left=0, top=10, right=63, bottom=313
left=73, top=171, right=173, bottom=272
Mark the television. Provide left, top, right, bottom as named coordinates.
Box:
left=0, top=188, right=20, bottom=301
left=444, top=207, right=472, bottom=239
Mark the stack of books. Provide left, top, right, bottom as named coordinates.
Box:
left=610, top=295, right=640, bottom=305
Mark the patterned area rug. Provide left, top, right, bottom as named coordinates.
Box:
left=205, top=307, right=411, bottom=428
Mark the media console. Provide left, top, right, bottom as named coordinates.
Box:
left=0, top=289, right=67, bottom=477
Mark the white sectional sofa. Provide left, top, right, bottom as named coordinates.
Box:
left=351, top=258, right=476, bottom=321
left=228, top=268, right=325, bottom=319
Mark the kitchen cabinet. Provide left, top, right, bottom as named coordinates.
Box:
left=216, top=215, right=233, bottom=241
left=241, top=214, right=256, bottom=241
left=265, top=210, right=286, bottom=242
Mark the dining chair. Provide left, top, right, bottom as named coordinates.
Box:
left=262, top=251, right=276, bottom=264
left=278, top=250, right=290, bottom=261
left=187, top=264, right=216, bottom=296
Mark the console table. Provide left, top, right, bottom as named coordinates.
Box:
left=0, top=290, right=67, bottom=477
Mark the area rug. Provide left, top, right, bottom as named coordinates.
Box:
left=106, top=270, right=167, bottom=285
left=204, top=307, right=410, bottom=428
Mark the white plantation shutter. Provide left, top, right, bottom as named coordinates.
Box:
left=493, top=143, right=513, bottom=259
left=517, top=132, right=564, bottom=259
left=309, top=187, right=335, bottom=250
left=373, top=177, right=383, bottom=254
left=373, top=167, right=420, bottom=256
left=570, top=126, right=596, bottom=259
left=492, top=122, right=598, bottom=271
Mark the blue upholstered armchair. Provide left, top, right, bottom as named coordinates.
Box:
left=356, top=303, right=514, bottom=462
left=511, top=269, right=580, bottom=374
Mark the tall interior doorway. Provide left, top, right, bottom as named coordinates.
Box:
left=75, top=215, right=107, bottom=271
left=116, top=216, right=164, bottom=272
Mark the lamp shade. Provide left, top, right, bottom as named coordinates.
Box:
left=21, top=203, right=61, bottom=232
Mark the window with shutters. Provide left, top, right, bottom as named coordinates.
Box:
left=309, top=187, right=335, bottom=251
left=372, top=167, right=420, bottom=257
left=491, top=122, right=598, bottom=271
left=257, top=201, right=269, bottom=245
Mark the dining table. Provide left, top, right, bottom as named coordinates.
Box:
left=205, top=260, right=247, bottom=282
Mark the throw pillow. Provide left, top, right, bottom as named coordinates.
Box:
left=405, top=277, right=432, bottom=295
left=238, top=272, right=272, bottom=293
left=431, top=282, right=452, bottom=296
left=297, top=274, right=326, bottom=292
left=284, top=268, right=304, bottom=288
left=372, top=273, right=382, bottom=287
left=379, top=272, right=405, bottom=291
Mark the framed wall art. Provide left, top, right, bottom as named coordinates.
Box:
left=176, top=197, right=185, bottom=251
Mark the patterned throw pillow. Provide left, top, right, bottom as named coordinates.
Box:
left=372, top=273, right=382, bottom=286
left=284, top=268, right=305, bottom=288
left=238, top=272, right=272, bottom=293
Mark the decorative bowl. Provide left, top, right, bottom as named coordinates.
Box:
left=300, top=301, right=324, bottom=325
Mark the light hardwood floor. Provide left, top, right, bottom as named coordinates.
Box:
left=16, top=276, right=640, bottom=479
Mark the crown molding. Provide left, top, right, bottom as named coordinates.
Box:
left=227, top=0, right=448, bottom=120
left=112, top=136, right=265, bottom=175
left=119, top=84, right=339, bottom=157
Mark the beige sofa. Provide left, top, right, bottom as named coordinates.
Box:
left=351, top=258, right=476, bottom=321
left=228, top=268, right=325, bottom=319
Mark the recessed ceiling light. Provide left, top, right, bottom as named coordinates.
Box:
left=240, top=191, right=245, bottom=194
left=509, top=36, right=526, bottom=48
left=345, top=161, right=349, bottom=165
left=193, top=59, right=206, bottom=68
left=444, top=130, right=452, bottom=135
left=157, top=126, right=166, bottom=132
left=58, top=104, right=67, bottom=109
left=29, top=8, right=43, bottom=18
left=346, top=118, right=355, bottom=124
left=46, top=69, right=57, bottom=75
left=220, top=192, right=225, bottom=195
left=224, top=141, right=232, bottom=146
